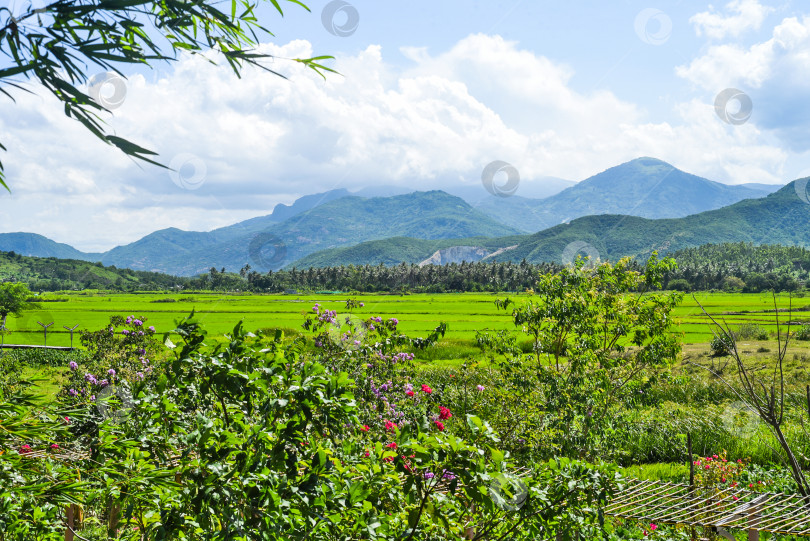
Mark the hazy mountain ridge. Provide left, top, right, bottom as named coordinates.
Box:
left=0, top=158, right=789, bottom=275
left=286, top=180, right=808, bottom=268
left=469, top=158, right=780, bottom=232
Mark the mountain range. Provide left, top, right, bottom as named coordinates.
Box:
left=0, top=158, right=792, bottom=276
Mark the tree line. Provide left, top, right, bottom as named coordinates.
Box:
left=5, top=242, right=810, bottom=293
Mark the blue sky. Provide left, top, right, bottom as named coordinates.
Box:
left=2, top=0, right=810, bottom=250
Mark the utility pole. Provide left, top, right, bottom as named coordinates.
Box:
left=37, top=320, right=54, bottom=346
left=63, top=324, right=79, bottom=349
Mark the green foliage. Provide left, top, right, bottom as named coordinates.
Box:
left=793, top=324, right=810, bottom=341
left=0, top=250, right=191, bottom=291
left=0, top=309, right=623, bottom=539
left=0, top=0, right=333, bottom=190
left=62, top=316, right=161, bottom=405
left=667, top=278, right=690, bottom=292
left=735, top=322, right=769, bottom=340
left=478, top=255, right=683, bottom=461
left=0, top=282, right=37, bottom=324
left=710, top=335, right=733, bottom=357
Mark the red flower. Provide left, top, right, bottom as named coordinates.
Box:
left=364, top=451, right=370, bottom=458
left=438, top=406, right=452, bottom=420
left=385, top=420, right=397, bottom=432
left=383, top=456, right=395, bottom=462
left=386, top=442, right=398, bottom=449
left=359, top=424, right=370, bottom=432
left=434, top=421, right=445, bottom=431
left=406, top=390, right=415, bottom=397
left=18, top=444, right=32, bottom=455
left=421, top=384, right=432, bottom=394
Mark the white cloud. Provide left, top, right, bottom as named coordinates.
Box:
left=677, top=15, right=810, bottom=148
left=690, top=0, right=774, bottom=40
left=0, top=34, right=793, bottom=252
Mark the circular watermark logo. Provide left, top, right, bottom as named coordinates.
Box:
left=168, top=153, right=207, bottom=190
left=561, top=241, right=600, bottom=267
left=488, top=473, right=528, bottom=512
left=327, top=313, right=367, bottom=350
left=714, top=88, right=753, bottom=126
left=13, top=309, right=55, bottom=345
left=720, top=401, right=760, bottom=438
left=322, top=0, right=359, bottom=37
left=248, top=233, right=287, bottom=269
left=481, top=160, right=520, bottom=198
left=794, top=177, right=810, bottom=204
left=14, top=309, right=54, bottom=331
left=96, top=382, right=134, bottom=423
left=634, top=8, right=672, bottom=45
left=88, top=72, right=128, bottom=110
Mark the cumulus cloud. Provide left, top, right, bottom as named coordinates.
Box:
left=677, top=15, right=810, bottom=148
left=690, top=0, right=774, bottom=40
left=0, top=33, right=794, bottom=251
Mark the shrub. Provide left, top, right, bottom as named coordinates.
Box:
left=735, top=323, right=769, bottom=341
left=710, top=335, right=733, bottom=357
left=667, top=278, right=691, bottom=292
left=793, top=324, right=810, bottom=341
left=0, top=351, right=23, bottom=399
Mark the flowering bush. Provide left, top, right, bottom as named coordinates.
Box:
left=60, top=315, right=161, bottom=410
left=693, top=451, right=748, bottom=493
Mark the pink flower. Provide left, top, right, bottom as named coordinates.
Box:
left=385, top=420, right=397, bottom=432
left=434, top=421, right=445, bottom=431
left=50, top=443, right=60, bottom=450
left=18, top=444, right=32, bottom=455
left=386, top=442, right=397, bottom=449
left=438, top=407, right=452, bottom=420
left=421, top=384, right=432, bottom=394
left=359, top=425, right=370, bottom=432
left=406, top=390, right=415, bottom=397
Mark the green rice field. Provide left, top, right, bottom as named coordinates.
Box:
left=5, top=290, right=810, bottom=350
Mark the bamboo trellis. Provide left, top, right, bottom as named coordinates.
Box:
left=605, top=478, right=810, bottom=538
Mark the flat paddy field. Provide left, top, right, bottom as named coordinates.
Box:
left=5, top=290, right=810, bottom=353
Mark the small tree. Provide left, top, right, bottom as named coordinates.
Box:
left=697, top=294, right=810, bottom=497
left=0, top=282, right=37, bottom=328
left=492, top=254, right=683, bottom=458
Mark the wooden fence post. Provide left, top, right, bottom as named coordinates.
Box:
left=747, top=497, right=760, bottom=541
left=64, top=505, right=74, bottom=541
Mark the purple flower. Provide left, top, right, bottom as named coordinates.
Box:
left=389, top=318, right=398, bottom=326
left=126, top=316, right=132, bottom=324
left=359, top=302, right=364, bottom=307
left=99, top=379, right=109, bottom=387
left=107, top=368, right=116, bottom=377
left=68, top=388, right=77, bottom=397
left=133, top=319, right=143, bottom=327
left=69, top=361, right=78, bottom=371
left=476, top=385, right=485, bottom=392
left=122, top=330, right=129, bottom=335
left=135, top=372, right=144, bottom=381
left=424, top=472, right=435, bottom=479
left=148, top=326, right=155, bottom=332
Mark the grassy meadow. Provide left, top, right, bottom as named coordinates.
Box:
left=6, top=289, right=810, bottom=351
